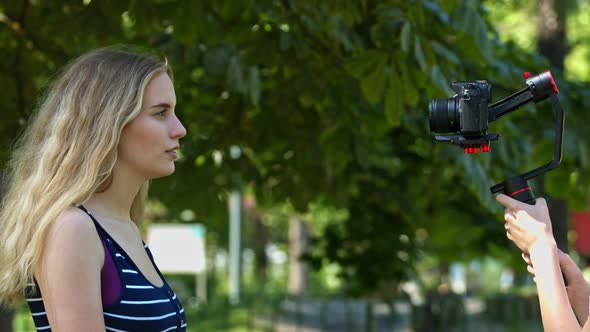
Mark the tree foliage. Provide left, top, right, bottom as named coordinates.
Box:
left=2, top=0, right=590, bottom=295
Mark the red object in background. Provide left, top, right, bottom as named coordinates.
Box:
left=573, top=211, right=590, bottom=255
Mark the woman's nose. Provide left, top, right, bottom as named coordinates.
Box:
left=170, top=115, right=187, bottom=139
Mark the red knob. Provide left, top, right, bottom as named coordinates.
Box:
left=523, top=71, right=532, bottom=79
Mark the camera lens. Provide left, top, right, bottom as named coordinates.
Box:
left=429, top=98, right=459, bottom=133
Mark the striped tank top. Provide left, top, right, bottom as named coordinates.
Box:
left=26, top=205, right=188, bottom=331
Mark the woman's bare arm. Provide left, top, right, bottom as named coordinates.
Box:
left=36, top=208, right=105, bottom=332
left=529, top=241, right=581, bottom=331
left=497, top=195, right=581, bottom=331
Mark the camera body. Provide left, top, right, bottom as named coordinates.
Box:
left=429, top=71, right=559, bottom=153
left=429, top=81, right=491, bottom=136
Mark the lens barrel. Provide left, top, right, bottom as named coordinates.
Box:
left=429, top=98, right=459, bottom=133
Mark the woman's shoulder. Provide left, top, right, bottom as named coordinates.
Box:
left=42, top=206, right=104, bottom=263
left=49, top=206, right=98, bottom=238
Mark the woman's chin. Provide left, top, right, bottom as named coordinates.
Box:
left=149, top=165, right=176, bottom=179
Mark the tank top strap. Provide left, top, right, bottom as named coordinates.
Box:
left=76, top=204, right=112, bottom=242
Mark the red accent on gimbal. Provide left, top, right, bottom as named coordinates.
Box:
left=523, top=72, right=532, bottom=79
left=464, top=145, right=491, bottom=154
left=508, top=187, right=531, bottom=197
left=463, top=146, right=478, bottom=154
left=546, top=69, right=559, bottom=94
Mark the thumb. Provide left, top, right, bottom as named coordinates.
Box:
left=558, top=250, right=579, bottom=278
left=496, top=194, right=521, bottom=211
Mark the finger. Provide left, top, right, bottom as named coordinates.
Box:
left=504, top=212, right=518, bottom=225
left=497, top=194, right=527, bottom=211
left=527, top=264, right=535, bottom=276
left=504, top=209, right=516, bottom=221
left=536, top=197, right=547, bottom=208
left=522, top=253, right=531, bottom=264
left=558, top=251, right=576, bottom=273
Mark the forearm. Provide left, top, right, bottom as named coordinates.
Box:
left=573, top=289, right=590, bottom=326
left=530, top=241, right=580, bottom=331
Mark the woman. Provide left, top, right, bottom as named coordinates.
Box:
left=498, top=194, right=590, bottom=331
left=0, top=47, right=188, bottom=331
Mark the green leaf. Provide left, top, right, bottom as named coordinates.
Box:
left=385, top=85, right=402, bottom=127
left=474, top=15, right=493, bottom=61
left=345, top=50, right=383, bottom=78
left=459, top=155, right=500, bottom=213
left=430, top=41, right=460, bottom=65
left=396, top=62, right=420, bottom=108
left=401, top=21, right=412, bottom=54
left=414, top=36, right=428, bottom=72
left=421, top=0, right=450, bottom=24
left=360, top=55, right=388, bottom=104
left=430, top=64, right=452, bottom=95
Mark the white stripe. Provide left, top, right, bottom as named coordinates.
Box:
left=144, top=244, right=148, bottom=248
left=121, top=299, right=171, bottom=305
left=106, top=327, right=128, bottom=332
left=161, top=326, right=179, bottom=332
left=104, top=311, right=177, bottom=321
left=182, top=323, right=187, bottom=328
left=26, top=297, right=42, bottom=302
left=36, top=326, right=50, bottom=331
left=115, top=253, right=125, bottom=258
left=122, top=269, right=138, bottom=274
left=172, top=294, right=177, bottom=300
left=31, top=311, right=46, bottom=316
left=126, top=285, right=154, bottom=289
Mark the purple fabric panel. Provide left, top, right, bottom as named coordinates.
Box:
left=100, top=237, right=121, bottom=305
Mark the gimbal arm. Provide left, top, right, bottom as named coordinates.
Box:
left=489, top=94, right=564, bottom=201
left=488, top=87, right=535, bottom=122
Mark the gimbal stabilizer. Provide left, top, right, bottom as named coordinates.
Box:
left=429, top=70, right=564, bottom=205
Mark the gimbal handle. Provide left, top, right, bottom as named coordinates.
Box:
left=501, top=175, right=536, bottom=205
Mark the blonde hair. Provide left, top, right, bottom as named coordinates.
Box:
left=0, top=47, right=172, bottom=305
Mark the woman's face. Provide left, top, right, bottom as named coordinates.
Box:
left=117, top=72, right=187, bottom=180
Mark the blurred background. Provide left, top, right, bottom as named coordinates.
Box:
left=3, top=0, right=590, bottom=331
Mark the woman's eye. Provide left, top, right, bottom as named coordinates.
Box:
left=156, top=109, right=166, bottom=117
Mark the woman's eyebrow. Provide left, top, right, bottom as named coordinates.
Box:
left=150, top=102, right=174, bottom=109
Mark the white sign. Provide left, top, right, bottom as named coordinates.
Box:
left=147, top=224, right=206, bottom=274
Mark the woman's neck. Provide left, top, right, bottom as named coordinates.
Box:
left=84, top=163, right=145, bottom=222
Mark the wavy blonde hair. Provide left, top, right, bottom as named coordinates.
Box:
left=0, top=47, right=172, bottom=305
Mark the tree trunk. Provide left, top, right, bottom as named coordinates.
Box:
left=288, top=215, right=309, bottom=296
left=538, top=0, right=568, bottom=72
left=252, top=215, right=269, bottom=282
